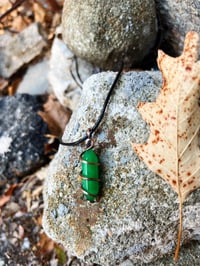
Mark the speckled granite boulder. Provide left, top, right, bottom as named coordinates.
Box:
left=155, top=0, right=200, bottom=58
left=43, top=71, right=200, bottom=265
left=62, top=0, right=157, bottom=70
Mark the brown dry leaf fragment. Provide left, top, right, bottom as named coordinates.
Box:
left=11, top=13, right=29, bottom=32
left=33, top=2, right=46, bottom=24
left=132, top=31, right=200, bottom=261
left=38, top=94, right=71, bottom=137
left=22, top=190, right=32, bottom=212
left=32, top=185, right=43, bottom=199
left=0, top=0, right=31, bottom=33
left=0, top=77, right=8, bottom=94
left=37, top=232, right=55, bottom=255
left=36, top=214, right=43, bottom=226
left=0, top=183, right=19, bottom=207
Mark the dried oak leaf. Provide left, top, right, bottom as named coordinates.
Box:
left=38, top=94, right=71, bottom=137
left=132, top=31, right=200, bottom=261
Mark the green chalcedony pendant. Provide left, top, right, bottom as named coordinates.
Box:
left=80, top=149, right=100, bottom=202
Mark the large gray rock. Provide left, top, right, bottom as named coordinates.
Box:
left=62, top=0, right=157, bottom=70
left=155, top=0, right=200, bottom=58
left=48, top=36, right=96, bottom=111
left=43, top=71, right=200, bottom=265
left=0, top=94, right=49, bottom=187
left=0, top=23, right=47, bottom=78
left=17, top=60, right=49, bottom=95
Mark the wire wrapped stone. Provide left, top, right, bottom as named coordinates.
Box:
left=79, top=149, right=101, bottom=202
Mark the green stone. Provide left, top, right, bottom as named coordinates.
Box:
left=81, top=149, right=100, bottom=202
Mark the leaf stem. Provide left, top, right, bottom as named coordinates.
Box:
left=174, top=199, right=183, bottom=262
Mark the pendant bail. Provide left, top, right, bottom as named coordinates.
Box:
left=85, top=128, right=94, bottom=150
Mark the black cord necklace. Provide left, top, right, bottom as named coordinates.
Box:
left=60, top=65, right=123, bottom=202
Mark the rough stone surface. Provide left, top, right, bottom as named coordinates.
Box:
left=0, top=22, right=47, bottom=78
left=62, top=0, right=157, bottom=70
left=0, top=94, right=49, bottom=187
left=48, top=36, right=95, bottom=110
left=155, top=0, right=200, bottom=58
left=43, top=71, right=200, bottom=265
